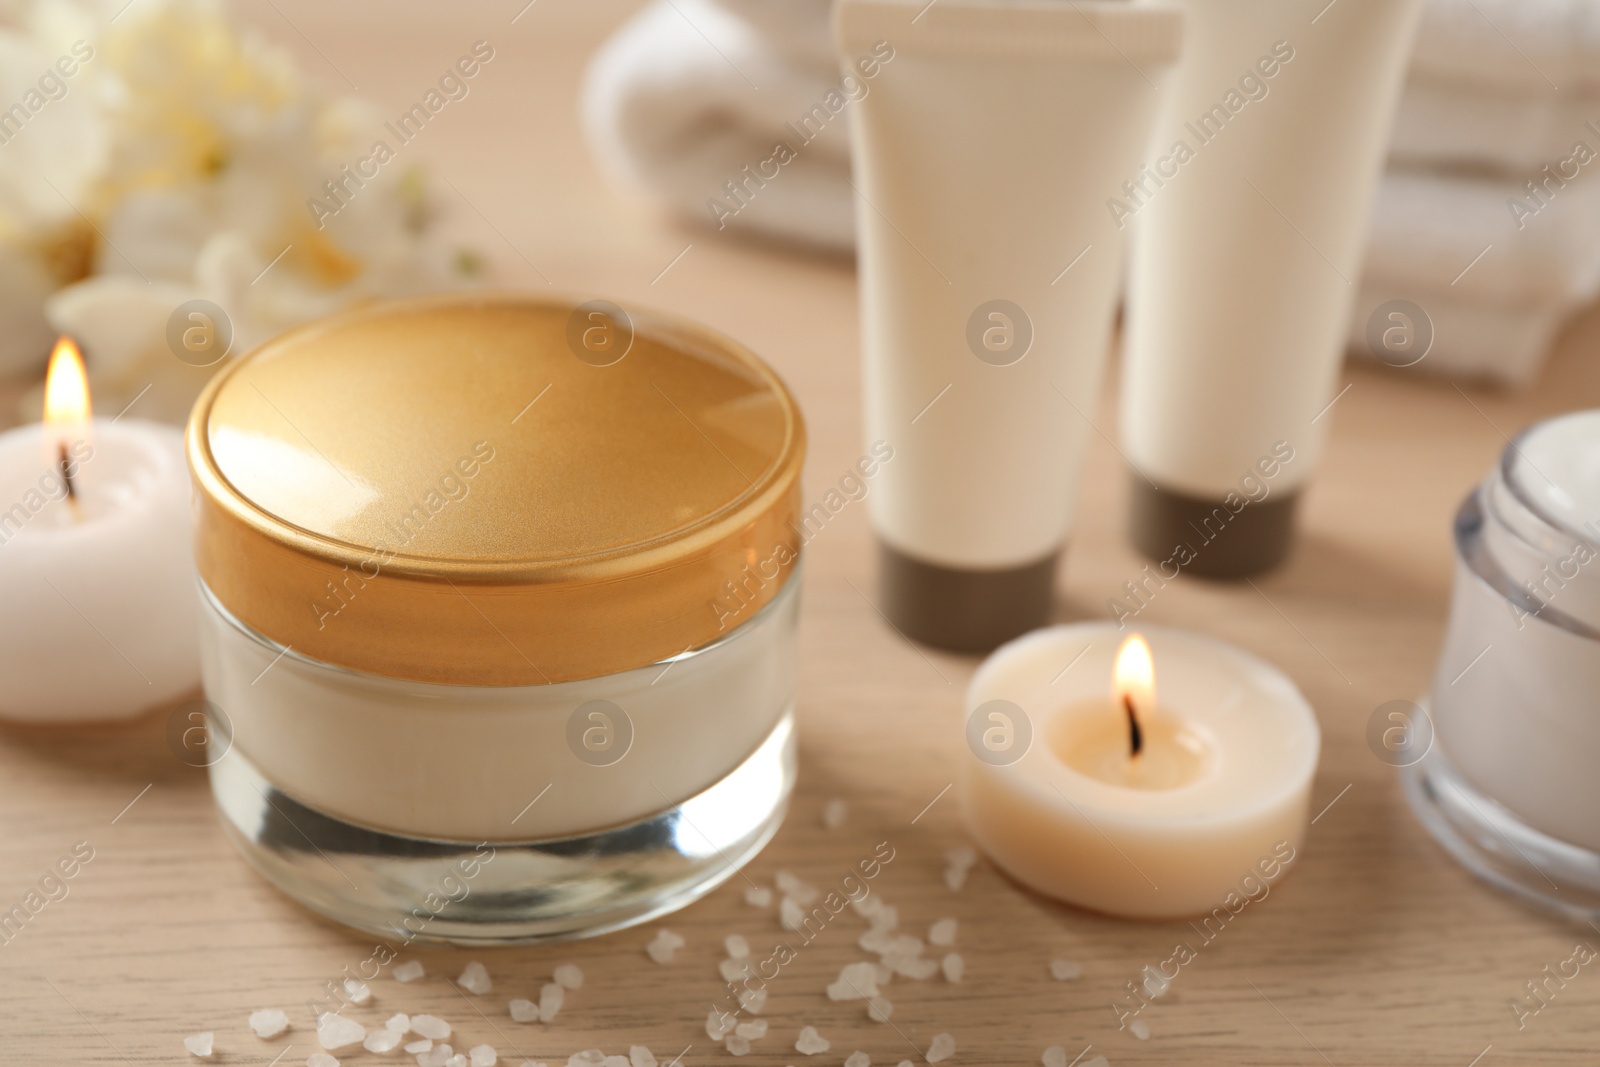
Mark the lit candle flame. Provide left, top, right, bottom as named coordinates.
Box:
left=1114, top=633, right=1155, bottom=757
left=44, top=336, right=91, bottom=428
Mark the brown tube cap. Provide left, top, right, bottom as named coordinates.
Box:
left=877, top=540, right=1059, bottom=654
left=1127, top=476, right=1300, bottom=579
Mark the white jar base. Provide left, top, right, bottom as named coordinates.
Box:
left=209, top=711, right=795, bottom=944
left=1403, top=739, right=1600, bottom=926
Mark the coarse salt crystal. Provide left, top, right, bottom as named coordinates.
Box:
left=445, top=1057, right=469, bottom=1067
left=183, top=1032, right=213, bottom=1058
left=868, top=905, right=900, bottom=932
left=539, top=982, right=564, bottom=1021
left=719, top=958, right=754, bottom=982
left=943, top=867, right=969, bottom=892
left=412, top=1015, right=452, bottom=1039
left=945, top=845, right=977, bottom=869
left=394, top=960, right=425, bottom=983
left=774, top=870, right=819, bottom=905
left=458, top=961, right=493, bottom=995
left=366, top=1029, right=404, bottom=1053
left=646, top=930, right=682, bottom=964
left=344, top=977, right=372, bottom=1005
left=388, top=1013, right=412, bottom=1033
left=418, top=1045, right=455, bottom=1067
left=1130, top=1018, right=1151, bottom=1040
left=603, top=1059, right=629, bottom=1067
left=795, top=1026, right=830, bottom=1054
left=1082, top=1058, right=1111, bottom=1067
left=826, top=961, right=879, bottom=1001
left=706, top=1010, right=737, bottom=1040
left=249, top=1008, right=290, bottom=1038
left=629, top=1046, right=657, bottom=1067
left=725, top=1035, right=751, bottom=1056
left=745, top=885, right=773, bottom=907
left=822, top=798, right=848, bottom=829
left=308, top=1055, right=339, bottom=1067
left=553, top=963, right=585, bottom=989
left=734, top=1019, right=767, bottom=1039
left=738, top=986, right=767, bottom=1013
left=509, top=999, right=540, bottom=1023
left=889, top=955, right=940, bottom=981
left=724, top=933, right=751, bottom=959
left=1042, top=1047, right=1068, bottom=1067
left=928, top=918, right=958, bottom=946
left=872, top=961, right=894, bottom=986
left=1049, top=959, right=1082, bottom=981
left=942, top=953, right=964, bottom=983
left=405, top=1039, right=434, bottom=1054
left=867, top=996, right=893, bottom=1023
left=567, top=1053, right=605, bottom=1067
left=926, top=1033, right=956, bottom=1063
left=1140, top=965, right=1169, bottom=998
left=845, top=1052, right=871, bottom=1067
left=471, top=1044, right=499, bottom=1066
left=779, top=897, right=807, bottom=932
left=317, top=1012, right=365, bottom=1051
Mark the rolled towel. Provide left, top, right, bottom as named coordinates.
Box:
left=581, top=0, right=857, bottom=252
left=1349, top=167, right=1600, bottom=385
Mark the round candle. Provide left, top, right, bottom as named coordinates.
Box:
left=0, top=338, right=199, bottom=722
left=961, top=623, right=1320, bottom=919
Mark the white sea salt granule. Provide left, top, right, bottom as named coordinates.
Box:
left=567, top=1052, right=606, bottom=1067
left=822, top=798, right=848, bottom=829
left=1140, top=965, right=1169, bottom=998
left=1082, top=1058, right=1111, bottom=1067
left=646, top=929, right=684, bottom=964
left=946, top=845, right=977, bottom=869
left=412, top=1015, right=452, bottom=1039
left=602, top=1057, right=629, bottom=1067
left=744, top=885, right=773, bottom=907
left=458, top=961, right=493, bottom=995
left=1130, top=1019, right=1151, bottom=1040
left=418, top=1045, right=455, bottom=1067
left=471, top=1044, right=499, bottom=1066
left=317, top=1012, right=365, bottom=1050
left=307, top=1055, right=339, bottom=1067
left=942, top=953, right=964, bottom=983
left=1049, top=959, right=1083, bottom=981
left=446, top=1057, right=470, bottom=1067
left=720, top=958, right=754, bottom=981
left=725, top=1035, right=751, bottom=1056
left=775, top=869, right=819, bottom=905
left=706, top=1010, right=737, bottom=1040
left=928, top=918, right=958, bottom=946
left=629, top=1046, right=657, bottom=1067
left=343, top=977, right=372, bottom=1005
left=925, top=1033, right=956, bottom=1063
left=249, top=1008, right=290, bottom=1038
left=725, top=933, right=751, bottom=959
left=738, top=986, right=768, bottom=1013
left=844, top=1052, right=871, bottom=1067
left=1042, top=1046, right=1068, bottom=1067
left=388, top=1013, right=412, bottom=1033
left=509, top=999, right=540, bottom=1023
left=867, top=996, right=893, bottom=1022
left=826, top=961, right=880, bottom=1000
left=888, top=955, right=939, bottom=981
left=405, top=1039, right=434, bottom=1054
left=365, top=1029, right=404, bottom=1053
left=553, top=963, right=585, bottom=990
left=794, top=1025, right=830, bottom=1054
left=734, top=1019, right=768, bottom=1039
left=539, top=982, right=564, bottom=1021
left=183, top=1032, right=214, bottom=1058
left=394, top=960, right=426, bottom=982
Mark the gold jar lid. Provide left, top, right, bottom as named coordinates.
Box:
left=187, top=293, right=805, bottom=686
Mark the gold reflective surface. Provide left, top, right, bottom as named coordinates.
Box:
left=188, top=293, right=805, bottom=685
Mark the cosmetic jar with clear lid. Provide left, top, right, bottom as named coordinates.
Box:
left=1404, top=409, right=1600, bottom=924
left=186, top=293, right=805, bottom=943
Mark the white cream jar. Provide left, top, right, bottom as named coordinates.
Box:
left=187, top=294, right=806, bottom=943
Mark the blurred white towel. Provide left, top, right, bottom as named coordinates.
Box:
left=1353, top=0, right=1600, bottom=385
left=581, top=0, right=855, bottom=252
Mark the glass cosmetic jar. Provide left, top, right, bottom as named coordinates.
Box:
left=1404, top=410, right=1600, bottom=923
left=186, top=294, right=805, bottom=943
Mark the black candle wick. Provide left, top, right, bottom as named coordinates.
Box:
left=1124, top=692, right=1143, bottom=757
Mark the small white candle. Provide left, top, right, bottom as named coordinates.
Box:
left=0, top=338, right=198, bottom=722
left=962, top=624, right=1321, bottom=919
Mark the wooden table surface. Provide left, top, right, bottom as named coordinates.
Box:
left=5, top=2, right=1600, bottom=1063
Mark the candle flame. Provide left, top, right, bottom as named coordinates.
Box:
left=44, top=336, right=91, bottom=427
left=1114, top=632, right=1156, bottom=711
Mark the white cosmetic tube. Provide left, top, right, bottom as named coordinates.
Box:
left=1120, top=0, right=1423, bottom=577
left=836, top=0, right=1184, bottom=652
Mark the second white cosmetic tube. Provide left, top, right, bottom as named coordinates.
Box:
left=1120, top=0, right=1424, bottom=577
left=836, top=0, right=1184, bottom=652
